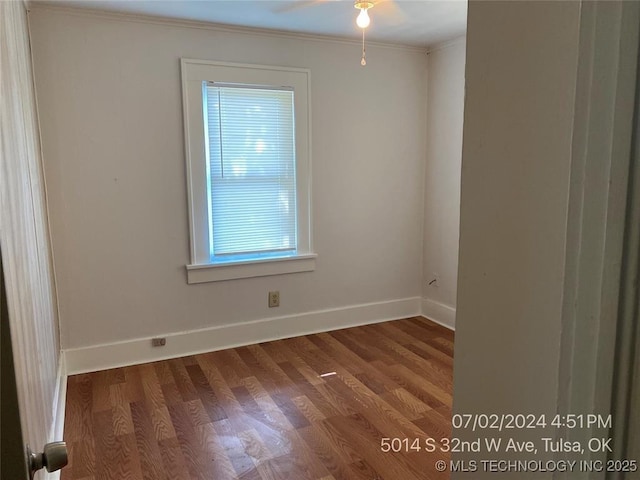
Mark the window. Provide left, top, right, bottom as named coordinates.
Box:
left=181, top=59, right=315, bottom=283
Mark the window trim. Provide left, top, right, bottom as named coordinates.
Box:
left=180, top=59, right=315, bottom=284
left=186, top=253, right=317, bottom=284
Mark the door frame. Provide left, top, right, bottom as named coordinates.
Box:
left=556, top=1, right=640, bottom=477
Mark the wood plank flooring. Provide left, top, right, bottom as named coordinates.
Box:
left=61, top=317, right=454, bottom=480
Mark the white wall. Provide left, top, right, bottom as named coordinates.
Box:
left=422, top=38, right=465, bottom=329
left=0, top=0, right=63, bottom=465
left=28, top=8, right=427, bottom=360
left=452, top=1, right=581, bottom=477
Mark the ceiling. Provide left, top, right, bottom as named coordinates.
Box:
left=42, top=0, right=467, bottom=47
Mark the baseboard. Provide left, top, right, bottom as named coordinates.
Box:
left=421, top=297, right=456, bottom=330
left=64, top=297, right=422, bottom=375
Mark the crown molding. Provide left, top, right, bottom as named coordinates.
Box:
left=28, top=3, right=429, bottom=53
left=426, top=35, right=466, bottom=55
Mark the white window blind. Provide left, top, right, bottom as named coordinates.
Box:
left=203, top=83, right=297, bottom=261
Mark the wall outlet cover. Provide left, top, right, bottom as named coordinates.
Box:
left=269, top=291, right=280, bottom=308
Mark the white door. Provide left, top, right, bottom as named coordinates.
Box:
left=0, top=1, right=67, bottom=479
left=1, top=252, right=29, bottom=479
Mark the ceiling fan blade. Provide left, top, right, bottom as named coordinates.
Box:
left=272, top=0, right=333, bottom=14
left=373, top=0, right=407, bottom=25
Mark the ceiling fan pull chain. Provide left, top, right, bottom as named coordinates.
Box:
left=361, top=29, right=367, bottom=66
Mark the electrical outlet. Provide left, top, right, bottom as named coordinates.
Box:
left=151, top=337, right=166, bottom=347
left=268, top=291, right=280, bottom=308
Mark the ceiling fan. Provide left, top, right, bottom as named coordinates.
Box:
left=274, top=0, right=407, bottom=65
left=355, top=0, right=372, bottom=65
left=273, top=0, right=405, bottom=24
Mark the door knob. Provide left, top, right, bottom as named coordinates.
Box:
left=27, top=442, right=68, bottom=479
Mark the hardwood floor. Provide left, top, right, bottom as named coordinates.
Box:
left=61, top=317, right=454, bottom=480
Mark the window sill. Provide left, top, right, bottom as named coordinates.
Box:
left=186, top=253, right=317, bottom=284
